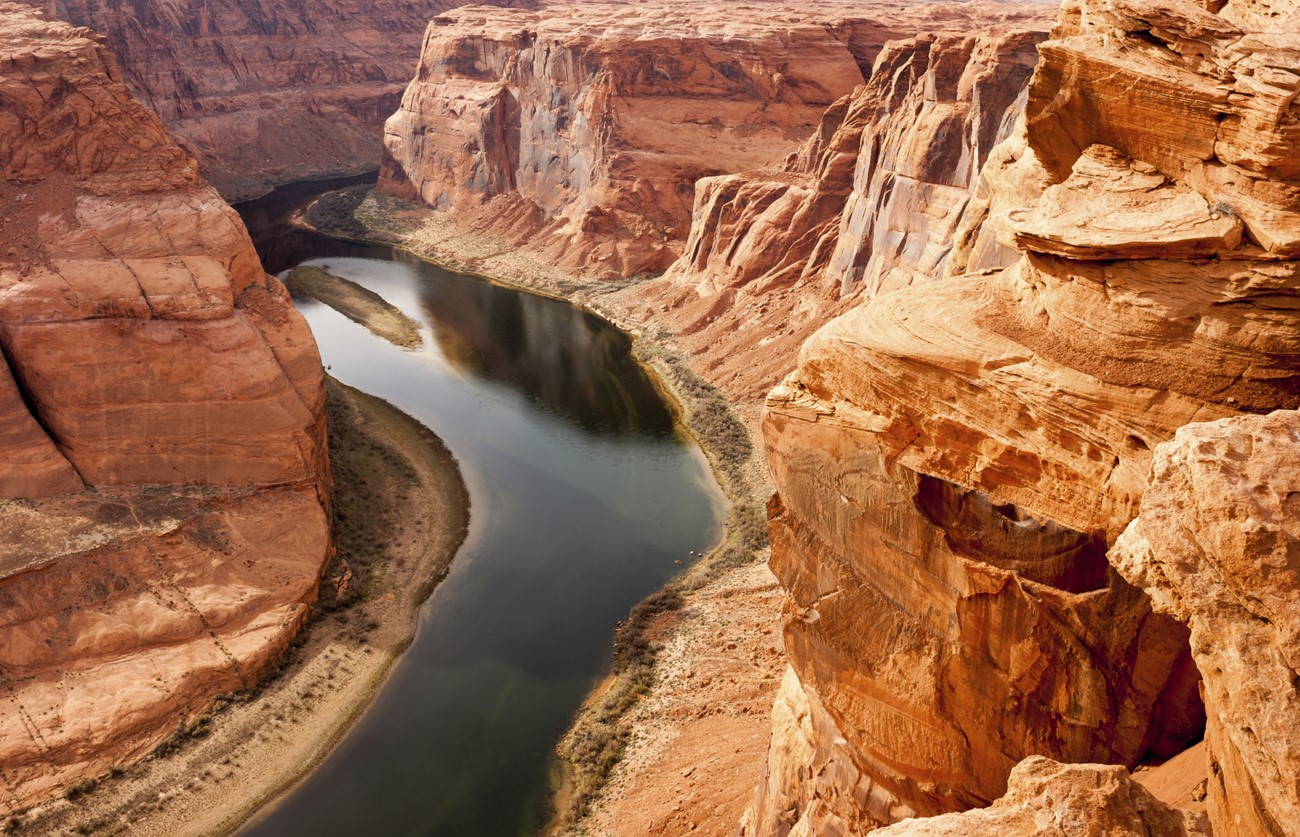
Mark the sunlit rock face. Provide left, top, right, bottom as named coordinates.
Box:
left=378, top=1, right=874, bottom=279
left=1112, top=411, right=1300, bottom=837
left=871, top=755, right=1210, bottom=836
left=41, top=0, right=532, bottom=199
left=754, top=0, right=1300, bottom=832
left=0, top=3, right=330, bottom=809
left=634, top=23, right=1051, bottom=406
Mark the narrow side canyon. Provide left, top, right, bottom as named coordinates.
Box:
left=0, top=2, right=329, bottom=811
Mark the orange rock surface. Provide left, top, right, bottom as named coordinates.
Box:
left=44, top=0, right=531, bottom=199
left=1112, top=411, right=1300, bottom=837
left=379, top=1, right=886, bottom=278
left=872, top=756, right=1210, bottom=836
left=0, top=3, right=330, bottom=810
left=755, top=0, right=1300, bottom=831
left=614, top=22, right=1052, bottom=407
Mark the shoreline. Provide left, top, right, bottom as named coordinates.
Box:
left=16, top=379, right=470, bottom=837
left=301, top=187, right=779, bottom=834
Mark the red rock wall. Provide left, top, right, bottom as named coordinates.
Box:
left=0, top=2, right=331, bottom=809
left=378, top=2, right=881, bottom=278
left=41, top=0, right=532, bottom=199
left=754, top=0, right=1300, bottom=832
left=623, top=25, right=1050, bottom=407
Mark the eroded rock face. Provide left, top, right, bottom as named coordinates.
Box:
left=0, top=3, right=329, bottom=808
left=756, top=0, right=1300, bottom=831
left=379, top=1, right=891, bottom=279
left=872, top=756, right=1210, bottom=836
left=611, top=20, right=1052, bottom=406
left=1112, top=411, right=1300, bottom=837
left=42, top=0, right=531, bottom=199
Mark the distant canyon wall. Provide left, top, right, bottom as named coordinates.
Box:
left=755, top=0, right=1300, bottom=832
left=378, top=2, right=870, bottom=278
left=619, top=25, right=1049, bottom=406
left=372, top=0, right=1057, bottom=421
left=41, top=0, right=532, bottom=199
left=0, top=2, right=330, bottom=808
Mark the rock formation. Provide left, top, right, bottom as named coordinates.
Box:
left=872, top=756, right=1210, bottom=836
left=378, top=1, right=866, bottom=278
left=754, top=0, right=1300, bottom=832
left=0, top=3, right=329, bottom=809
left=615, top=23, right=1051, bottom=408
left=41, top=0, right=531, bottom=199
left=1112, top=412, right=1300, bottom=837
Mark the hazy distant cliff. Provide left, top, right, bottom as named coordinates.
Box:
left=0, top=2, right=330, bottom=807
left=42, top=0, right=531, bottom=199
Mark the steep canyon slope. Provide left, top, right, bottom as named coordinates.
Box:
left=613, top=25, right=1051, bottom=409
left=756, top=0, right=1300, bottom=832
left=0, top=3, right=329, bottom=810
left=41, top=0, right=533, bottom=199
left=378, top=1, right=1056, bottom=288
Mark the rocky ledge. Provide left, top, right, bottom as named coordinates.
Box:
left=0, top=3, right=329, bottom=810
left=755, top=0, right=1300, bottom=832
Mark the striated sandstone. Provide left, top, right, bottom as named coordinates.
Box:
left=0, top=489, right=328, bottom=809
left=755, top=0, right=1300, bottom=831
left=1111, top=411, right=1300, bottom=837
left=43, top=0, right=532, bottom=200
left=0, top=3, right=330, bottom=810
left=379, top=1, right=881, bottom=279
left=0, top=1, right=326, bottom=492
left=609, top=21, right=1052, bottom=408
left=872, top=756, right=1209, bottom=836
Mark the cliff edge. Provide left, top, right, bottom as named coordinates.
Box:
left=0, top=3, right=330, bottom=810
left=756, top=0, right=1299, bottom=831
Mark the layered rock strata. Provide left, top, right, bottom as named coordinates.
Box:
left=620, top=24, right=1051, bottom=406
left=1112, top=412, right=1300, bottom=837
left=379, top=1, right=866, bottom=278
left=378, top=1, right=1055, bottom=284
left=0, top=3, right=329, bottom=809
left=42, top=0, right=530, bottom=199
left=755, top=0, right=1300, bottom=832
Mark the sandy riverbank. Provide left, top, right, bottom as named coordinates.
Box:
left=14, top=379, right=469, bottom=837
left=304, top=188, right=783, bottom=836
left=284, top=265, right=424, bottom=350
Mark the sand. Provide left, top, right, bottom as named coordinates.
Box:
left=15, top=380, right=469, bottom=837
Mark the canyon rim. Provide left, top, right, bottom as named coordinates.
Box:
left=2, top=0, right=1299, bottom=835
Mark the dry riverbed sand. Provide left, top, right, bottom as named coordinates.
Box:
left=12, top=380, right=468, bottom=837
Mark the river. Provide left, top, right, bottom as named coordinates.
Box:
left=233, top=178, right=724, bottom=836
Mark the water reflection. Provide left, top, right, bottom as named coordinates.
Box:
left=232, top=179, right=722, bottom=836
left=411, top=253, right=672, bottom=438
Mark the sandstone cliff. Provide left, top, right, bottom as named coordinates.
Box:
left=615, top=24, right=1050, bottom=408
left=754, top=0, right=1300, bottom=832
left=0, top=3, right=329, bottom=809
left=378, top=1, right=868, bottom=278
left=42, top=0, right=531, bottom=200
left=1113, top=411, right=1300, bottom=837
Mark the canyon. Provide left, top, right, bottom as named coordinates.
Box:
left=368, top=0, right=1300, bottom=834
left=0, top=1, right=329, bottom=813
left=2, top=0, right=1298, bottom=832
left=376, top=1, right=1055, bottom=290
left=39, top=0, right=533, bottom=200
